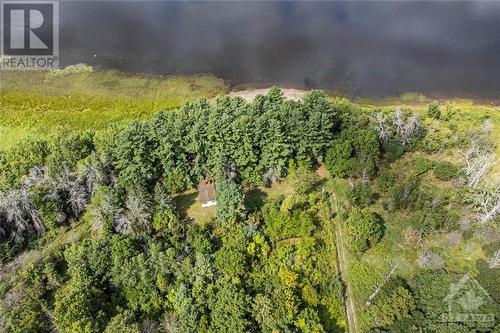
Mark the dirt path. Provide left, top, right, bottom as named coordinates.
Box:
left=331, top=192, right=359, bottom=333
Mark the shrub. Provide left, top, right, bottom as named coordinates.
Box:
left=413, top=157, right=435, bottom=176
left=368, top=279, right=415, bottom=328
left=32, top=185, right=64, bottom=230
left=383, top=138, right=405, bottom=162
left=346, top=209, right=383, bottom=253
left=391, top=176, right=420, bottom=209
left=427, top=101, right=441, bottom=119
left=411, top=207, right=443, bottom=232
left=378, top=172, right=397, bottom=194
left=39, top=201, right=63, bottom=230
left=47, top=63, right=94, bottom=78
left=463, top=229, right=474, bottom=241
left=46, top=131, right=94, bottom=176
left=152, top=209, right=182, bottom=236
left=263, top=198, right=315, bottom=241
left=433, top=161, right=458, bottom=181
left=0, top=241, right=24, bottom=264
left=0, top=138, right=49, bottom=186
left=350, top=182, right=374, bottom=207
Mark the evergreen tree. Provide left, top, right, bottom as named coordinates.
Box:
left=216, top=178, right=246, bottom=223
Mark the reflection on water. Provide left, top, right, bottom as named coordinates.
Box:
left=61, top=1, right=500, bottom=97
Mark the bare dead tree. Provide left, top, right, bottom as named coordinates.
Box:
left=470, top=187, right=500, bottom=224
left=447, top=231, right=462, bottom=246
left=348, top=177, right=355, bottom=188
left=90, top=188, right=118, bottom=234
left=154, top=182, right=174, bottom=210
left=21, top=166, right=49, bottom=188
left=459, top=140, right=496, bottom=188
left=482, top=118, right=493, bottom=134
left=366, top=263, right=399, bottom=306
left=417, top=250, right=444, bottom=269
left=359, top=168, right=370, bottom=185
left=393, top=108, right=422, bottom=146
left=431, top=196, right=442, bottom=211
left=0, top=167, right=59, bottom=241
left=393, top=108, right=404, bottom=135
left=78, top=151, right=112, bottom=197
left=50, top=165, right=91, bottom=217
left=2, top=190, right=30, bottom=234
left=67, top=184, right=88, bottom=215
left=0, top=187, right=44, bottom=242
left=371, top=112, right=390, bottom=144
left=141, top=318, right=159, bottom=333
left=403, top=115, right=421, bottom=145
left=114, top=214, right=133, bottom=235
left=400, top=180, right=415, bottom=204
left=160, top=314, right=179, bottom=333
left=489, top=250, right=500, bottom=269
left=0, top=155, right=107, bottom=242
left=118, top=188, right=152, bottom=235
left=263, top=166, right=280, bottom=184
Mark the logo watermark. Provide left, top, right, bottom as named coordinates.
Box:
left=441, top=274, right=495, bottom=326
left=1, top=0, right=59, bottom=70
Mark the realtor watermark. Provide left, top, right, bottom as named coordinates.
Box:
left=1, top=0, right=59, bottom=70
left=441, top=274, right=495, bottom=326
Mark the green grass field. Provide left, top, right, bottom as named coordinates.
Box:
left=0, top=67, right=227, bottom=150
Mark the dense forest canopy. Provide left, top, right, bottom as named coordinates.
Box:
left=0, top=82, right=498, bottom=333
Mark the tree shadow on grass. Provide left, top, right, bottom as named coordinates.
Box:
left=245, top=188, right=268, bottom=213
left=173, top=191, right=198, bottom=218
left=311, top=177, right=328, bottom=193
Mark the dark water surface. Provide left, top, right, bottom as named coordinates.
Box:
left=60, top=1, right=500, bottom=98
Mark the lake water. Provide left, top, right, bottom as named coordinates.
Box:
left=60, top=1, right=500, bottom=98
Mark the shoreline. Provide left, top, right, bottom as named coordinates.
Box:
left=2, top=67, right=500, bottom=106
left=227, top=88, right=308, bottom=102
left=228, top=85, right=500, bottom=107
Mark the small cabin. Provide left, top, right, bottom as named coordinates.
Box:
left=198, top=181, right=217, bottom=208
